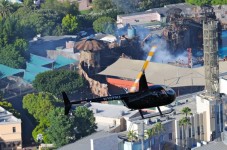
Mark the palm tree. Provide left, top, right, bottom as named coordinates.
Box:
left=145, top=128, right=156, bottom=149
left=154, top=122, right=165, bottom=150
left=181, top=107, right=192, bottom=117
left=0, top=0, right=13, bottom=18
left=146, top=122, right=164, bottom=150
left=179, top=116, right=191, bottom=149
left=127, top=130, right=137, bottom=142
left=180, top=107, right=192, bottom=149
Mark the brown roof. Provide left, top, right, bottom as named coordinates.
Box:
left=74, top=39, right=106, bottom=51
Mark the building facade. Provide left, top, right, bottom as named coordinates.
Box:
left=0, top=107, right=22, bottom=150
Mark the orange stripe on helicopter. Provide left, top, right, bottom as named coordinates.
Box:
left=129, top=46, right=157, bottom=93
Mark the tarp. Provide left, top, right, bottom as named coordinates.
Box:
left=0, top=64, right=23, bottom=79
left=23, top=71, right=36, bottom=83
left=29, top=53, right=54, bottom=66
left=54, top=55, right=77, bottom=69
left=26, top=62, right=51, bottom=74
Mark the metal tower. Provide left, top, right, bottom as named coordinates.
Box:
left=203, top=20, right=219, bottom=98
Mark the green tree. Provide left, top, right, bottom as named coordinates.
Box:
left=45, top=108, right=75, bottom=148
left=139, top=0, right=154, bottom=11
left=127, top=130, right=138, bottom=142
left=62, top=14, right=78, bottom=34
left=33, top=70, right=85, bottom=96
left=153, top=122, right=164, bottom=150
left=0, top=45, right=25, bottom=68
left=181, top=107, right=192, bottom=117
left=72, top=106, right=97, bottom=138
left=0, top=0, right=13, bottom=18
left=185, top=0, right=211, bottom=5
left=179, top=117, right=191, bottom=149
left=22, top=92, right=60, bottom=121
left=93, top=16, right=116, bottom=33
left=92, top=0, right=114, bottom=12
left=41, top=0, right=79, bottom=16
left=145, top=127, right=156, bottom=149
left=0, top=101, right=20, bottom=118
left=179, top=107, right=192, bottom=149
left=23, top=0, right=33, bottom=8
left=32, top=121, right=49, bottom=143
left=14, top=38, right=29, bottom=58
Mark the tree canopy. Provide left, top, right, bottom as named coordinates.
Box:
left=0, top=101, right=20, bottom=118
left=33, top=70, right=85, bottom=96
left=92, top=0, right=114, bottom=12
left=45, top=108, right=75, bottom=147
left=181, top=107, right=192, bottom=117
left=186, top=0, right=227, bottom=5
left=93, top=16, right=116, bottom=33
left=62, top=14, right=78, bottom=34
left=72, top=106, right=97, bottom=138
left=22, top=92, right=60, bottom=121
left=22, top=92, right=97, bottom=148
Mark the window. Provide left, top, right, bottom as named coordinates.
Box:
left=160, top=135, right=164, bottom=142
left=169, top=133, right=172, bottom=140
left=189, top=127, right=191, bottom=138
left=180, top=129, right=182, bottom=139
left=197, top=126, right=200, bottom=135
left=151, top=138, right=155, bottom=145
left=12, top=127, right=16, bottom=133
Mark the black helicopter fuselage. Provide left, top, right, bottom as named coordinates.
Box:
left=68, top=85, right=176, bottom=110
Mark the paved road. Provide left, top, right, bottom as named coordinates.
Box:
left=7, top=94, right=37, bottom=147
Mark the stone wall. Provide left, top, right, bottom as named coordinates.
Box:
left=79, top=64, right=108, bottom=97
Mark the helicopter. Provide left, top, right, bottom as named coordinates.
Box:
left=62, top=46, right=176, bottom=119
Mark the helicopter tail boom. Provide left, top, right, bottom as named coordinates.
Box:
left=62, top=92, right=73, bottom=115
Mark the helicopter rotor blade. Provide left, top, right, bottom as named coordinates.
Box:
left=129, top=46, right=157, bottom=92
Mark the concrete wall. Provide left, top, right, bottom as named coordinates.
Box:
left=220, top=78, right=227, bottom=95
left=95, top=116, right=126, bottom=132
left=91, top=134, right=118, bottom=150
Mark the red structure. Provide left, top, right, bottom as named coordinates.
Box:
left=106, top=78, right=152, bottom=91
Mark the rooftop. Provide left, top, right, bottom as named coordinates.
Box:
left=192, top=141, right=227, bottom=150
left=99, top=58, right=227, bottom=88
left=0, top=106, right=21, bottom=124
left=74, top=39, right=107, bottom=51
left=118, top=3, right=196, bottom=18
left=88, top=102, right=138, bottom=119
left=58, top=131, right=116, bottom=150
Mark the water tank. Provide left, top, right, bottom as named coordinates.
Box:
left=223, top=126, right=227, bottom=145
left=127, top=27, right=136, bottom=39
